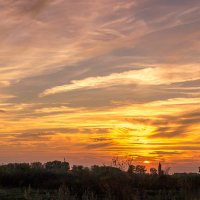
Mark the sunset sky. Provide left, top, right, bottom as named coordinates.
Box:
left=0, top=0, right=200, bottom=172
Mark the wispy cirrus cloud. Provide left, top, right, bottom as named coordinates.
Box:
left=41, top=64, right=200, bottom=96
left=0, top=0, right=199, bottom=87
left=0, top=0, right=148, bottom=86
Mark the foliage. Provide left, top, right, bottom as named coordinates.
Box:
left=0, top=160, right=200, bottom=199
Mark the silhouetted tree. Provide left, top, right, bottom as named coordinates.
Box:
left=135, top=165, right=146, bottom=174
left=71, top=165, right=89, bottom=175
left=127, top=165, right=136, bottom=175
left=31, top=162, right=43, bottom=169
left=158, top=162, right=164, bottom=175
left=111, top=156, right=134, bottom=171
left=150, top=167, right=157, bottom=175
left=45, top=160, right=70, bottom=172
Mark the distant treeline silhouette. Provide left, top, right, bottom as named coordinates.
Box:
left=0, top=160, right=200, bottom=200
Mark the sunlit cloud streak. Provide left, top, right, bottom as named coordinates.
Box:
left=41, top=64, right=200, bottom=96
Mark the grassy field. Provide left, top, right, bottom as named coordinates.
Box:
left=1, top=187, right=200, bottom=200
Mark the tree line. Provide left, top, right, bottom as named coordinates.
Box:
left=0, top=160, right=200, bottom=199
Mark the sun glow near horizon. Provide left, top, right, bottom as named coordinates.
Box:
left=0, top=0, right=199, bottom=172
